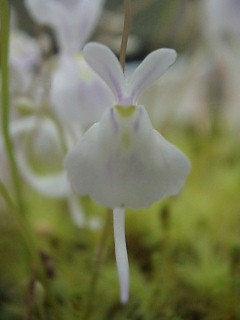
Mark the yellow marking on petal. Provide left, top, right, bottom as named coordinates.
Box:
left=74, top=52, right=83, bottom=59
left=115, top=105, right=136, bottom=118
left=75, top=53, right=92, bottom=82
left=121, top=131, right=131, bottom=147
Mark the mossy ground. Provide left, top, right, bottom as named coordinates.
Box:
left=0, top=126, right=240, bottom=320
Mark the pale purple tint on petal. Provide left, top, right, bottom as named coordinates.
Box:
left=83, top=43, right=125, bottom=102
left=64, top=105, right=191, bottom=209
left=50, top=54, right=114, bottom=127
left=25, top=0, right=70, bottom=51
left=10, top=32, right=41, bottom=70
left=25, top=0, right=105, bottom=53
left=128, top=48, right=177, bottom=103
left=74, top=0, right=105, bottom=50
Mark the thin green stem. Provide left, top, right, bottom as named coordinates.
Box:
left=119, top=0, right=131, bottom=71
left=0, top=0, right=34, bottom=279
left=0, top=6, right=59, bottom=317
left=0, top=0, right=25, bottom=216
left=0, top=178, right=15, bottom=209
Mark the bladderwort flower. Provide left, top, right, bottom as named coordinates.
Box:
left=65, top=42, right=191, bottom=303
left=25, top=0, right=113, bottom=128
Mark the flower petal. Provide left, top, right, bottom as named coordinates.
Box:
left=9, top=116, right=37, bottom=136
left=75, top=0, right=105, bottom=49
left=9, top=31, right=41, bottom=93
left=25, top=0, right=72, bottom=52
left=25, top=0, right=105, bottom=53
left=64, top=105, right=191, bottom=209
left=128, top=48, right=177, bottom=103
left=83, top=42, right=125, bottom=102
left=50, top=54, right=114, bottom=127
left=17, top=149, right=70, bottom=198
left=7, top=116, right=69, bottom=198
left=25, top=0, right=55, bottom=25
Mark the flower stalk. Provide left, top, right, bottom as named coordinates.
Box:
left=113, top=208, right=129, bottom=304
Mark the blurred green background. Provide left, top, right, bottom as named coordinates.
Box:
left=1, top=0, right=240, bottom=319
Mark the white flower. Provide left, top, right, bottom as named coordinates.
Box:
left=9, top=31, right=41, bottom=94
left=65, top=103, right=190, bottom=209
left=0, top=115, right=97, bottom=228
left=65, top=43, right=191, bottom=209
left=24, top=0, right=105, bottom=53
left=25, top=0, right=114, bottom=127
left=50, top=53, right=113, bottom=128
left=65, top=43, right=191, bottom=303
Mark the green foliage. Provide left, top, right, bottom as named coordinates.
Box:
left=0, top=129, right=240, bottom=319
left=1, top=1, right=240, bottom=319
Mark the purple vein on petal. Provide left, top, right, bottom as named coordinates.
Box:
left=107, top=69, right=124, bottom=103
left=129, top=62, right=157, bottom=102
left=110, top=108, right=118, bottom=131
left=133, top=106, right=143, bottom=132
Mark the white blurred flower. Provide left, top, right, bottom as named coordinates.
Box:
left=139, top=53, right=211, bottom=131
left=9, top=31, right=41, bottom=94
left=201, top=0, right=240, bottom=131
left=25, top=0, right=105, bottom=53
left=65, top=42, right=191, bottom=303
left=203, top=0, right=240, bottom=42
left=50, top=53, right=113, bottom=128
left=8, top=0, right=112, bottom=227
left=141, top=0, right=240, bottom=133
left=0, top=114, right=97, bottom=228
left=25, top=0, right=114, bottom=127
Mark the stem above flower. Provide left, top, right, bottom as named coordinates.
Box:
left=119, top=0, right=131, bottom=71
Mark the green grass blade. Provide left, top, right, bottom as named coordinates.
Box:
left=0, top=0, right=26, bottom=216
